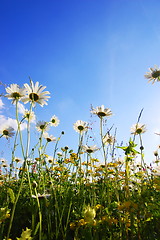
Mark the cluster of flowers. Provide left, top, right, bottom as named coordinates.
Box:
left=1, top=65, right=160, bottom=176
left=0, top=65, right=160, bottom=240
left=0, top=81, right=146, bottom=145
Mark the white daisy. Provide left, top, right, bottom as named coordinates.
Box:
left=14, top=157, right=23, bottom=163
left=0, top=125, right=15, bottom=139
left=2, top=162, right=9, bottom=168
left=36, top=121, right=49, bottom=132
left=46, top=155, right=54, bottom=164
left=144, top=65, right=160, bottom=84
left=130, top=123, right=146, bottom=135
left=57, top=152, right=63, bottom=157
left=0, top=158, right=7, bottom=163
left=103, top=133, right=115, bottom=145
left=22, top=80, right=50, bottom=107
left=82, top=145, right=99, bottom=153
left=91, top=105, right=112, bottom=118
left=73, top=120, right=88, bottom=134
left=5, top=84, right=26, bottom=104
left=43, top=132, right=56, bottom=142
left=50, top=115, right=60, bottom=127
left=152, top=164, right=160, bottom=176
left=23, top=109, right=36, bottom=122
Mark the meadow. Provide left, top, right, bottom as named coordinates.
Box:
left=0, top=66, right=160, bottom=240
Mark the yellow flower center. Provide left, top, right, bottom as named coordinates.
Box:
left=98, top=111, right=106, bottom=117
left=78, top=125, right=84, bottom=131
left=11, top=92, right=21, bottom=98
left=136, top=128, right=142, bottom=134
left=46, top=138, right=52, bottom=142
left=26, top=113, right=30, bottom=119
left=3, top=130, right=9, bottom=136
left=86, top=149, right=93, bottom=153
left=29, top=93, right=39, bottom=101
left=40, top=125, right=45, bottom=130
left=152, top=70, right=160, bottom=78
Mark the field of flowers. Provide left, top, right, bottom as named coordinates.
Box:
left=0, top=66, right=160, bottom=240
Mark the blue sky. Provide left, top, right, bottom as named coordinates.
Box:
left=1, top=0, right=160, bottom=164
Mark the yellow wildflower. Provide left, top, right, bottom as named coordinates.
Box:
left=16, top=227, right=32, bottom=240
left=84, top=206, right=96, bottom=223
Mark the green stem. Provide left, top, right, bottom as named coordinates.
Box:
left=34, top=188, right=42, bottom=240
left=139, top=134, right=150, bottom=182
left=9, top=128, right=19, bottom=179
left=6, top=100, right=26, bottom=239
left=6, top=171, right=25, bottom=239
left=15, top=101, right=25, bottom=159
left=100, top=117, right=106, bottom=164
left=25, top=103, right=33, bottom=158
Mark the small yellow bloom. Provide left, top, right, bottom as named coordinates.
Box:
left=16, top=227, right=32, bottom=240
left=84, top=206, right=96, bottom=223
left=95, top=204, right=103, bottom=210
left=70, top=222, right=76, bottom=230
left=78, top=218, right=86, bottom=226
left=101, top=215, right=108, bottom=221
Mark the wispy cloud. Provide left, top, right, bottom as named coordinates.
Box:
left=0, top=114, right=27, bottom=131
left=0, top=99, right=27, bottom=131
left=0, top=98, right=4, bottom=109
left=17, top=102, right=26, bottom=114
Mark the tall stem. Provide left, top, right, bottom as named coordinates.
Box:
left=100, top=117, right=106, bottom=164
left=6, top=101, right=26, bottom=238
left=34, top=188, right=42, bottom=240
left=77, top=133, right=83, bottom=172
left=25, top=103, right=32, bottom=158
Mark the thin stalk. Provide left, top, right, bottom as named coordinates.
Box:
left=6, top=101, right=26, bottom=239
left=125, top=156, right=130, bottom=199
left=25, top=104, right=34, bottom=197
left=100, top=118, right=106, bottom=164
left=6, top=171, right=25, bottom=239
left=76, top=133, right=83, bottom=182
left=52, top=132, right=64, bottom=166
left=15, top=101, right=25, bottom=159
left=139, top=134, right=150, bottom=182
left=9, top=128, right=19, bottom=179
left=25, top=103, right=33, bottom=158
left=34, top=188, right=42, bottom=240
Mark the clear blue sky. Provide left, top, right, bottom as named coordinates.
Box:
left=1, top=0, right=160, bottom=164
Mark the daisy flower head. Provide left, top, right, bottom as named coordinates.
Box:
left=103, top=133, right=115, bottom=145
left=23, top=109, right=36, bottom=122
left=22, top=80, right=50, bottom=107
left=152, top=164, right=160, bottom=176
left=0, top=125, right=15, bottom=139
left=144, top=65, right=160, bottom=84
left=36, top=121, right=49, bottom=132
left=82, top=145, right=99, bottom=154
left=43, top=132, right=56, bottom=142
left=0, top=158, right=7, bottom=163
left=50, top=115, right=60, bottom=127
left=73, top=120, right=88, bottom=134
left=46, top=155, right=54, bottom=164
left=5, top=84, right=26, bottom=104
left=57, top=151, right=63, bottom=157
left=91, top=105, right=112, bottom=118
left=14, top=157, right=22, bottom=163
left=2, top=162, right=9, bottom=168
left=130, top=123, right=146, bottom=135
